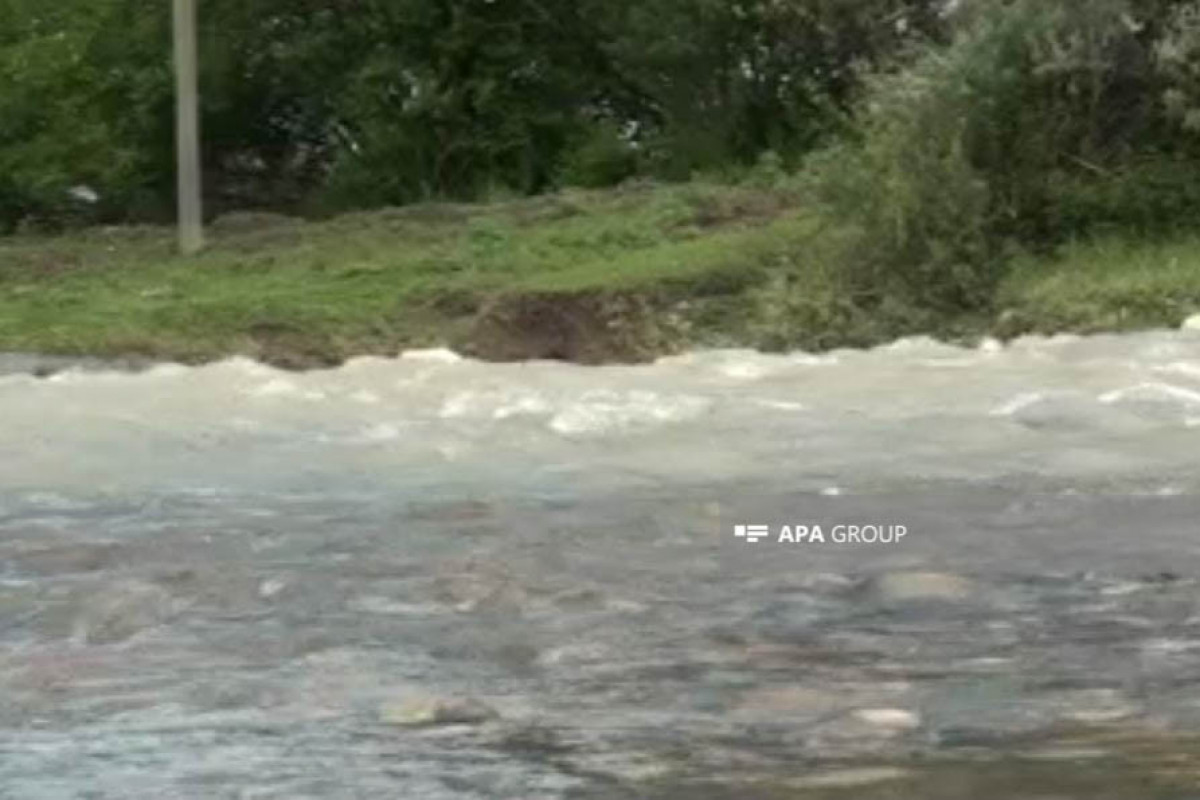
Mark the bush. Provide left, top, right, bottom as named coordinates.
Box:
left=608, top=0, right=949, bottom=180
left=558, top=123, right=639, bottom=189
left=316, top=125, right=436, bottom=212
left=1049, top=155, right=1200, bottom=238
left=1158, top=3, right=1200, bottom=134
left=0, top=0, right=185, bottom=231
left=805, top=22, right=1006, bottom=310
left=808, top=0, right=1200, bottom=311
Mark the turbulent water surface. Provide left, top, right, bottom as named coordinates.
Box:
left=3, top=328, right=1200, bottom=798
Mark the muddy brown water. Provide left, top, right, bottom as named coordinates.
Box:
left=3, top=329, right=1200, bottom=798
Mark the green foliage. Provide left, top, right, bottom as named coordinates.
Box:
left=809, top=0, right=1200, bottom=311
left=608, top=0, right=947, bottom=177
left=558, top=123, right=638, bottom=189
left=999, top=232, right=1200, bottom=335
left=1158, top=3, right=1200, bottom=134
left=0, top=0, right=171, bottom=230
left=0, top=182, right=813, bottom=361
left=806, top=41, right=998, bottom=309
left=0, top=0, right=948, bottom=228
left=745, top=151, right=789, bottom=190
left=1048, top=155, right=1200, bottom=237
left=314, top=0, right=615, bottom=210
left=7, top=0, right=1200, bottom=335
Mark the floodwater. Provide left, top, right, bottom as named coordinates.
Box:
left=3, top=328, right=1200, bottom=798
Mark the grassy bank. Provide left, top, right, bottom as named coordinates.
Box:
left=998, top=235, right=1200, bottom=337
left=1, top=182, right=1199, bottom=369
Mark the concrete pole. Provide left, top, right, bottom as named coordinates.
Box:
left=173, top=0, right=203, bottom=254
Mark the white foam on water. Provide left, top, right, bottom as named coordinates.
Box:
left=340, top=355, right=398, bottom=372
left=227, top=356, right=277, bottom=377
left=881, top=335, right=944, bottom=352
left=548, top=390, right=710, bottom=437
left=918, top=357, right=985, bottom=368
left=1180, top=313, right=1200, bottom=331
left=658, top=349, right=802, bottom=379
left=752, top=398, right=806, bottom=412
left=249, top=378, right=302, bottom=398
left=44, top=369, right=89, bottom=385
left=400, top=348, right=462, bottom=364
left=5, top=326, right=1200, bottom=491
left=439, top=389, right=551, bottom=420
left=990, top=392, right=1047, bottom=417
left=350, top=390, right=382, bottom=405
left=978, top=338, right=1004, bottom=353
left=1099, top=382, right=1200, bottom=407
left=1154, top=361, right=1200, bottom=381
left=716, top=360, right=776, bottom=380
left=788, top=352, right=840, bottom=366
left=247, top=379, right=326, bottom=402
left=359, top=423, right=405, bottom=442
left=493, top=395, right=554, bottom=420
left=1048, top=332, right=1084, bottom=344
left=144, top=364, right=190, bottom=379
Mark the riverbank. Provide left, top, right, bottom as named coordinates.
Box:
left=2, top=181, right=1200, bottom=369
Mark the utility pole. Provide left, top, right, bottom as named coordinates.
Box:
left=173, top=0, right=203, bottom=254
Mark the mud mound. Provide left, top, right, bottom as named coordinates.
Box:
left=458, top=290, right=680, bottom=364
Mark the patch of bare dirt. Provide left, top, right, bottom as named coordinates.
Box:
left=457, top=290, right=679, bottom=364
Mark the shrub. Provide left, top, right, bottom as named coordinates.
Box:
left=805, top=24, right=1006, bottom=310
left=1048, top=155, right=1200, bottom=237
left=558, top=123, right=639, bottom=189
left=1158, top=2, right=1200, bottom=135
left=808, top=0, right=1200, bottom=311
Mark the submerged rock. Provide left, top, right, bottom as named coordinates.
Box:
left=14, top=543, right=120, bottom=576
left=852, top=708, right=922, bottom=731
left=786, top=766, right=911, bottom=790
left=73, top=580, right=177, bottom=645
left=734, top=685, right=843, bottom=718
left=860, top=571, right=974, bottom=603
left=432, top=559, right=528, bottom=613
left=379, top=695, right=499, bottom=728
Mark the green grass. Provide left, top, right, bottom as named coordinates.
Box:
left=0, top=182, right=819, bottom=364
left=999, top=234, right=1200, bottom=335
left=3, top=180, right=1200, bottom=367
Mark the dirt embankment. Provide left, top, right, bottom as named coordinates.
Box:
left=454, top=290, right=687, bottom=364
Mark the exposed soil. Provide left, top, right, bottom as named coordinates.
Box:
left=455, top=290, right=680, bottom=364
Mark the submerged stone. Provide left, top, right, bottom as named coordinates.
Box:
left=860, top=572, right=974, bottom=603
left=852, top=708, right=922, bottom=731
left=785, top=766, right=910, bottom=790
left=73, top=580, right=177, bottom=645
left=379, top=695, right=499, bottom=728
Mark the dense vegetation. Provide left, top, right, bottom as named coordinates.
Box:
left=813, top=0, right=1200, bottom=311
left=5, top=179, right=1197, bottom=367
left=0, top=0, right=945, bottom=226
left=4, top=0, right=1200, bottom=363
